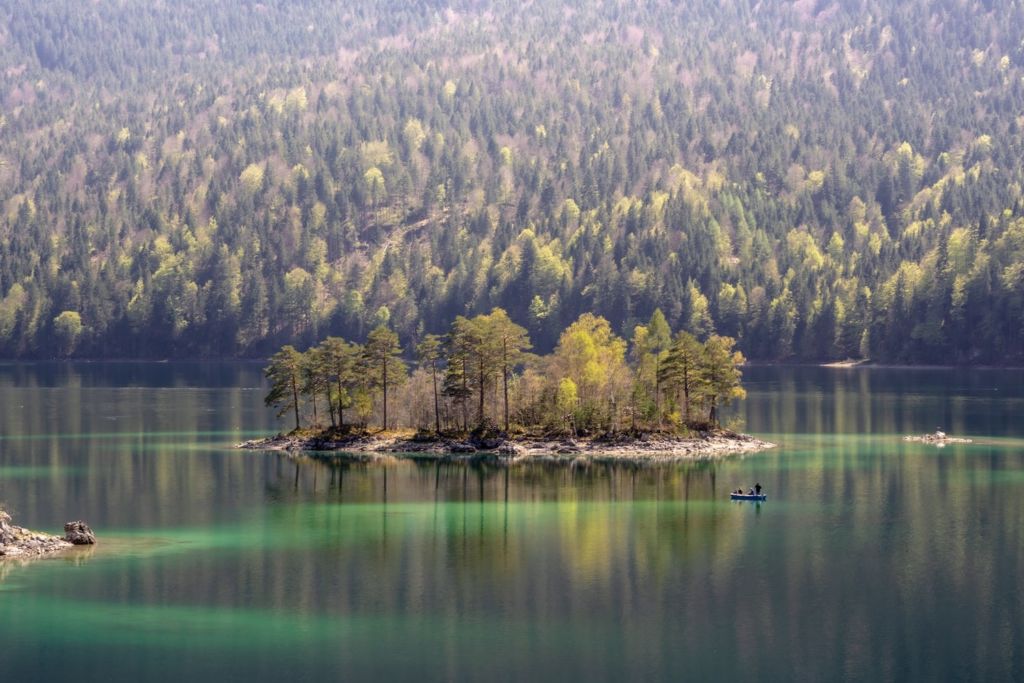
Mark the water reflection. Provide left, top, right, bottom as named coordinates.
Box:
left=0, top=364, right=1022, bottom=681
left=272, top=453, right=723, bottom=504
left=742, top=365, right=1024, bottom=438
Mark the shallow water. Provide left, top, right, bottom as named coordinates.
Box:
left=0, top=363, right=1022, bottom=681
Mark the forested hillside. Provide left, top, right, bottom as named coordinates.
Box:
left=2, top=0, right=1024, bottom=362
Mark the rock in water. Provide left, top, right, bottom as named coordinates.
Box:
left=63, top=521, right=96, bottom=545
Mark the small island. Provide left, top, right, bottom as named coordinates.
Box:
left=243, top=308, right=775, bottom=463
left=904, top=429, right=973, bottom=446
left=240, top=425, right=774, bottom=464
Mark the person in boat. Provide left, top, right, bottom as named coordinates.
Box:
left=747, top=488, right=754, bottom=495
left=755, top=483, right=762, bottom=495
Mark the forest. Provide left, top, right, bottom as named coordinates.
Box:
left=2, top=0, right=1024, bottom=363
left=263, top=308, right=745, bottom=435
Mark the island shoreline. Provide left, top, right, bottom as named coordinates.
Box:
left=238, top=429, right=776, bottom=465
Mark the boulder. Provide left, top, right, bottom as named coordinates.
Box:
left=497, top=442, right=524, bottom=455
left=63, top=520, right=97, bottom=545
left=555, top=439, right=581, bottom=454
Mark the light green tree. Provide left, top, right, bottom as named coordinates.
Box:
left=552, top=313, right=629, bottom=431
left=700, top=335, right=747, bottom=426
left=52, top=310, right=83, bottom=357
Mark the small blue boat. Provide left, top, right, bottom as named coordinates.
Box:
left=730, top=493, right=767, bottom=501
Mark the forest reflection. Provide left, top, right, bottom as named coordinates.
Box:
left=270, top=454, right=723, bottom=504
left=1, top=363, right=1023, bottom=680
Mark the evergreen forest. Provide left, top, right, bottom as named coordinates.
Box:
left=2, top=0, right=1024, bottom=363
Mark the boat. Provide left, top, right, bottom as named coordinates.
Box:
left=730, top=493, right=767, bottom=501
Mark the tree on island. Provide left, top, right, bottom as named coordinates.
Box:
left=632, top=309, right=672, bottom=426
left=416, top=333, right=445, bottom=434
left=443, top=316, right=476, bottom=431
left=551, top=313, right=629, bottom=433
left=362, top=324, right=406, bottom=431
left=264, top=345, right=305, bottom=431
left=659, top=330, right=703, bottom=424
left=320, top=336, right=360, bottom=429
left=262, top=310, right=747, bottom=435
left=301, top=344, right=331, bottom=428
left=701, top=335, right=747, bottom=426
left=438, top=309, right=533, bottom=433
left=482, top=308, right=532, bottom=433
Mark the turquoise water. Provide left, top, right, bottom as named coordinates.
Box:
left=0, top=363, right=1022, bottom=681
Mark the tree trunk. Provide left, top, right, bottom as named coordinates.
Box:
left=478, top=358, right=485, bottom=425
left=683, top=369, right=690, bottom=424
left=290, top=374, right=300, bottom=431
left=325, top=386, right=335, bottom=427
left=461, top=357, right=469, bottom=431
left=654, top=355, right=661, bottom=427
left=337, top=377, right=345, bottom=428
left=431, top=363, right=440, bottom=434
left=502, top=341, right=510, bottom=433
left=382, top=354, right=388, bottom=431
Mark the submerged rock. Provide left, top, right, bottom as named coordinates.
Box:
left=64, top=521, right=97, bottom=545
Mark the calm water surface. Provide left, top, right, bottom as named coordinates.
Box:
left=0, top=363, right=1022, bottom=681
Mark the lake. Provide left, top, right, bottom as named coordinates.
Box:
left=0, top=363, right=1022, bottom=681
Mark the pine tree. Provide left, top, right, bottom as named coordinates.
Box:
left=700, top=335, right=746, bottom=426
left=362, top=325, right=406, bottom=430
left=659, top=331, right=703, bottom=426
left=480, top=308, right=532, bottom=432
left=444, top=317, right=477, bottom=431
left=320, top=336, right=360, bottom=429
left=264, top=345, right=304, bottom=431
left=416, top=333, right=445, bottom=434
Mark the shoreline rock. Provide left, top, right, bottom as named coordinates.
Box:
left=0, top=511, right=96, bottom=559
left=0, top=511, right=71, bottom=559
left=64, top=520, right=97, bottom=545
left=239, top=429, right=776, bottom=465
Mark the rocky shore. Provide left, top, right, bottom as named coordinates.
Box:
left=0, top=511, right=96, bottom=559
left=239, top=428, right=775, bottom=465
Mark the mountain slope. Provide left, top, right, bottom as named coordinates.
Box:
left=1, top=0, right=1023, bottom=362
